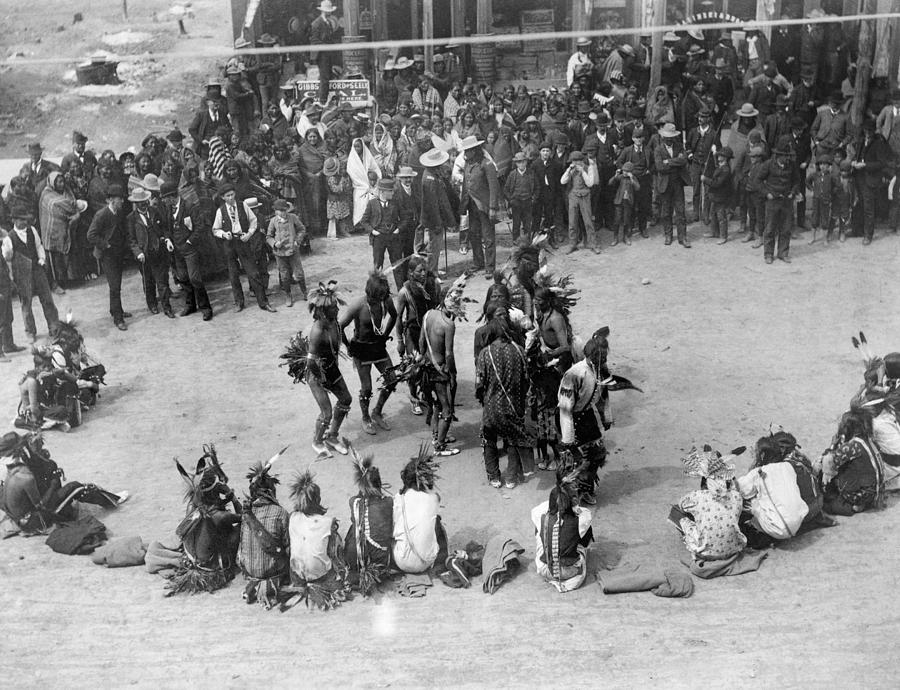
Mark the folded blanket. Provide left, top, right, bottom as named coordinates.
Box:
left=145, top=541, right=184, bottom=574
left=396, top=572, right=433, bottom=598
left=482, top=535, right=525, bottom=595
left=682, top=549, right=768, bottom=579
left=598, top=564, right=693, bottom=598
left=45, top=515, right=107, bottom=555
left=91, top=536, right=147, bottom=567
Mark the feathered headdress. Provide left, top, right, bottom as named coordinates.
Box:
left=246, top=445, right=288, bottom=500
left=290, top=468, right=325, bottom=515
left=349, top=444, right=385, bottom=498
left=853, top=330, right=884, bottom=391
left=440, top=274, right=474, bottom=321
left=533, top=265, right=579, bottom=318
left=279, top=331, right=311, bottom=384
left=681, top=444, right=744, bottom=482
left=308, top=280, right=346, bottom=316
left=549, top=465, right=580, bottom=515
left=401, top=442, right=440, bottom=492
left=509, top=232, right=549, bottom=286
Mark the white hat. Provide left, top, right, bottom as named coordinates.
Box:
left=317, top=1, right=337, bottom=12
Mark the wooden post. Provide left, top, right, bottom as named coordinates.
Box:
left=424, top=0, right=434, bottom=72
left=851, top=0, right=878, bottom=127
left=122, top=0, right=128, bottom=19
left=571, top=0, right=589, bottom=54
left=891, top=0, right=900, bottom=88
left=477, top=0, right=493, bottom=35
left=650, top=0, right=665, bottom=91
left=412, top=0, right=420, bottom=41
left=451, top=0, right=465, bottom=38
left=346, top=0, right=360, bottom=36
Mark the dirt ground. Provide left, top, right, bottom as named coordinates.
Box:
left=3, top=3, right=900, bottom=689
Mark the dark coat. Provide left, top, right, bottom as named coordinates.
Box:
left=86, top=206, right=126, bottom=259
left=188, top=108, right=229, bottom=157
left=460, top=154, right=500, bottom=215
left=359, top=197, right=400, bottom=236
left=654, top=142, right=690, bottom=193
left=420, top=170, right=456, bottom=230
left=126, top=206, right=169, bottom=259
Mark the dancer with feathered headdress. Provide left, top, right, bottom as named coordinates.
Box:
left=392, top=443, right=448, bottom=574
left=531, top=266, right=579, bottom=470
left=284, top=468, right=350, bottom=610
left=530, top=467, right=593, bottom=592
left=281, top=281, right=352, bottom=460
left=419, top=275, right=469, bottom=455
left=343, top=446, right=393, bottom=595
left=237, top=446, right=291, bottom=608
left=394, top=255, right=440, bottom=417
left=339, top=271, right=399, bottom=436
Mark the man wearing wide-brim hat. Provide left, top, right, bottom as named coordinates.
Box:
left=87, top=184, right=132, bottom=330
left=459, top=136, right=500, bottom=278
left=225, top=58, right=257, bottom=137
left=418, top=149, right=456, bottom=274
left=654, top=123, right=692, bottom=248
left=254, top=33, right=282, bottom=114
left=126, top=186, right=174, bottom=318
left=309, top=1, right=340, bottom=105
left=567, top=37, right=593, bottom=87
left=2, top=202, right=60, bottom=344
left=757, top=135, right=801, bottom=264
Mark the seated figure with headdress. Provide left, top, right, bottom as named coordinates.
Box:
left=848, top=332, right=900, bottom=469
left=531, top=468, right=593, bottom=592
left=166, top=445, right=242, bottom=595
left=674, top=445, right=747, bottom=562
left=16, top=318, right=105, bottom=431
left=0, top=431, right=127, bottom=536
left=344, top=448, right=394, bottom=595
left=392, top=443, right=448, bottom=574
left=238, top=447, right=291, bottom=608
left=285, top=469, right=350, bottom=610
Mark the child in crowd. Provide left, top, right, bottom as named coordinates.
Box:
left=832, top=160, right=857, bottom=242
left=503, top=152, right=535, bottom=242
left=741, top=146, right=767, bottom=245
left=807, top=153, right=835, bottom=244
left=266, top=198, right=308, bottom=306
left=323, top=157, right=352, bottom=239
left=608, top=161, right=639, bottom=246
left=702, top=146, right=733, bottom=244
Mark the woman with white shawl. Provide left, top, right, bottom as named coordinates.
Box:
left=346, top=137, right=381, bottom=226
left=371, top=122, right=396, bottom=177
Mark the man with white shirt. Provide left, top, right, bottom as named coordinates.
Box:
left=23, top=143, right=59, bottom=198
left=61, top=131, right=97, bottom=180
left=188, top=95, right=228, bottom=159
left=126, top=187, right=173, bottom=318
left=212, top=184, right=275, bottom=313
left=161, top=183, right=212, bottom=321
left=2, top=204, right=60, bottom=342
left=566, top=38, right=593, bottom=88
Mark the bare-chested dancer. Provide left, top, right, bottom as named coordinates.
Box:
left=306, top=282, right=351, bottom=458
left=420, top=278, right=467, bottom=456
left=340, top=272, right=398, bottom=435
left=395, top=256, right=438, bottom=416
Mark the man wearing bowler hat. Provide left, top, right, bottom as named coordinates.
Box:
left=160, top=182, right=212, bottom=321
left=126, top=187, right=173, bottom=318
left=23, top=143, right=59, bottom=197
left=87, top=184, right=132, bottom=330
left=61, top=131, right=97, bottom=180
left=189, top=89, right=229, bottom=159
left=2, top=204, right=59, bottom=343
left=758, top=136, right=801, bottom=263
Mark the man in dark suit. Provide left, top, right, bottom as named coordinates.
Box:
left=126, top=187, right=173, bottom=318
left=567, top=102, right=595, bottom=152
left=582, top=111, right=617, bottom=231
left=616, top=126, right=654, bottom=238
left=22, top=143, right=59, bottom=197
left=359, top=179, right=402, bottom=288
left=654, top=124, right=691, bottom=247
left=789, top=117, right=813, bottom=228
left=419, top=150, right=457, bottom=274
left=61, top=131, right=97, bottom=180
left=851, top=119, right=892, bottom=245
left=188, top=95, right=228, bottom=158
left=87, top=184, right=131, bottom=330
left=160, top=183, right=212, bottom=321
left=532, top=140, right=566, bottom=246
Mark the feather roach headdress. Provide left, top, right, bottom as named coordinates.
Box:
left=279, top=331, right=311, bottom=384
left=290, top=468, right=326, bottom=515
left=53, top=310, right=84, bottom=352
left=401, top=442, right=440, bottom=492
left=246, top=446, right=288, bottom=501
left=440, top=274, right=474, bottom=321
left=549, top=465, right=580, bottom=515
left=509, top=232, right=549, bottom=288
left=533, top=265, right=579, bottom=318
left=308, top=280, right=346, bottom=317
left=349, top=444, right=385, bottom=498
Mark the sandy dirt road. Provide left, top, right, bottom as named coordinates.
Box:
left=0, top=225, right=899, bottom=689
left=2, top=2, right=900, bottom=687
